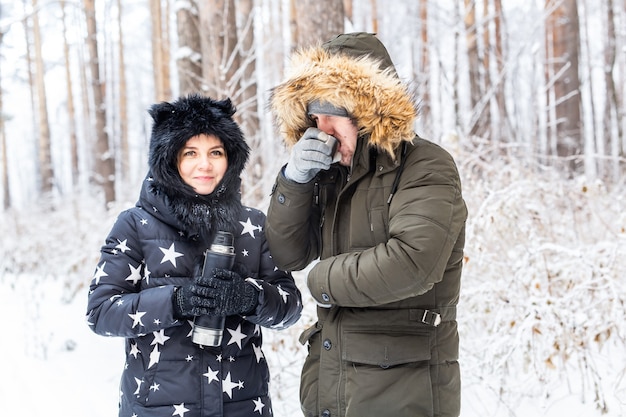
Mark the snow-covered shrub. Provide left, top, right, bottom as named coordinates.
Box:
left=458, top=139, right=626, bottom=415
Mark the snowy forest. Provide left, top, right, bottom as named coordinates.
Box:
left=0, top=0, right=625, bottom=416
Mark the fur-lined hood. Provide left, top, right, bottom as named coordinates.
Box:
left=270, top=32, right=418, bottom=158
left=142, top=94, right=250, bottom=241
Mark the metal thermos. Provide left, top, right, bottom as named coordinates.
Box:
left=191, top=231, right=235, bottom=347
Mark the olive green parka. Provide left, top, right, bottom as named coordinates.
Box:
left=266, top=33, right=467, bottom=417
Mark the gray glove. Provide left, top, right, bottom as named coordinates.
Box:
left=284, top=127, right=337, bottom=183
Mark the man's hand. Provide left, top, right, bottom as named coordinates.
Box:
left=284, top=127, right=337, bottom=183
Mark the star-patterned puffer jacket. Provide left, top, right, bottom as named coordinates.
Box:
left=86, top=177, right=303, bottom=417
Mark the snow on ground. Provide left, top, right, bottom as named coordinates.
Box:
left=1, top=272, right=624, bottom=417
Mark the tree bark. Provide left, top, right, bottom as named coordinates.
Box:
left=32, top=0, right=54, bottom=194
left=61, top=0, right=79, bottom=188
left=293, top=0, right=344, bottom=48
left=199, top=0, right=240, bottom=98
left=150, top=0, right=171, bottom=101
left=116, top=0, right=129, bottom=182
left=176, top=2, right=202, bottom=95
left=0, top=26, right=9, bottom=209
left=545, top=0, right=583, bottom=174
left=84, top=0, right=116, bottom=204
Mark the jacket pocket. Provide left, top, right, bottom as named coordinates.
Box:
left=342, top=328, right=431, bottom=367
left=341, top=329, right=434, bottom=417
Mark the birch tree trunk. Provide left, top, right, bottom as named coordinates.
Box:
left=464, top=0, right=483, bottom=137
left=32, top=0, right=54, bottom=194
left=0, top=25, right=8, bottom=209
left=603, top=0, right=621, bottom=180
left=61, top=0, right=79, bottom=188
left=116, top=0, right=129, bottom=182
left=84, top=0, right=116, bottom=205
left=418, top=0, right=430, bottom=123
left=176, top=2, right=202, bottom=95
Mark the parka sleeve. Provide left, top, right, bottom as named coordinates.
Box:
left=86, top=210, right=182, bottom=338
left=265, top=167, right=321, bottom=271
left=241, top=209, right=303, bottom=329
left=307, top=143, right=468, bottom=307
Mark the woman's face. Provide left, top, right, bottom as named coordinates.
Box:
left=177, top=134, right=228, bottom=195
left=309, top=114, right=358, bottom=166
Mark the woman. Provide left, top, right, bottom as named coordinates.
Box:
left=86, top=94, right=302, bottom=417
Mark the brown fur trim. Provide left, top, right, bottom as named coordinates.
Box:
left=270, top=46, right=417, bottom=158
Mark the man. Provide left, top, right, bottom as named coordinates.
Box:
left=266, top=32, right=467, bottom=417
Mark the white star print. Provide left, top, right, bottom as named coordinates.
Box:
left=252, top=343, right=264, bottom=363
left=277, top=285, right=290, bottom=303
left=159, top=243, right=183, bottom=267
left=148, top=345, right=160, bottom=368
left=116, top=239, right=130, bottom=253
left=143, top=264, right=151, bottom=284
left=203, top=366, right=219, bottom=384
left=226, top=324, right=247, bottom=350
left=151, top=329, right=170, bottom=346
left=140, top=218, right=148, bottom=225
left=93, top=262, right=108, bottom=284
left=133, top=377, right=143, bottom=395
left=172, top=403, right=190, bottom=417
left=185, top=355, right=193, bottom=362
left=150, top=383, right=160, bottom=392
left=253, top=397, right=266, bottom=414
left=129, top=343, right=141, bottom=359
left=125, top=263, right=142, bottom=285
left=239, top=218, right=260, bottom=238
left=128, top=311, right=146, bottom=328
left=222, top=372, right=243, bottom=399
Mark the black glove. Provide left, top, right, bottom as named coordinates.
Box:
left=200, top=267, right=259, bottom=316
left=172, top=276, right=215, bottom=319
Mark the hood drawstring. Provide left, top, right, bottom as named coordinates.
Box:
left=387, top=141, right=408, bottom=205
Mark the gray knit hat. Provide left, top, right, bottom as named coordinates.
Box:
left=307, top=99, right=349, bottom=118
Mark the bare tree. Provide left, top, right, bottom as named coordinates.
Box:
left=150, top=0, right=172, bottom=101
left=545, top=0, right=583, bottom=174
left=176, top=1, right=202, bottom=94
left=293, top=0, right=344, bottom=48
left=602, top=0, right=622, bottom=180
left=60, top=0, right=79, bottom=188
left=417, top=0, right=430, bottom=123
left=116, top=0, right=129, bottom=181
left=493, top=0, right=508, bottom=139
left=0, top=21, right=8, bottom=209
left=463, top=0, right=482, bottom=134
left=31, top=0, right=54, bottom=194
left=84, top=0, right=115, bottom=205
left=235, top=0, right=263, bottom=201
left=199, top=0, right=240, bottom=98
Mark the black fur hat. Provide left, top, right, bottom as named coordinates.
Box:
left=146, top=94, right=250, bottom=239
